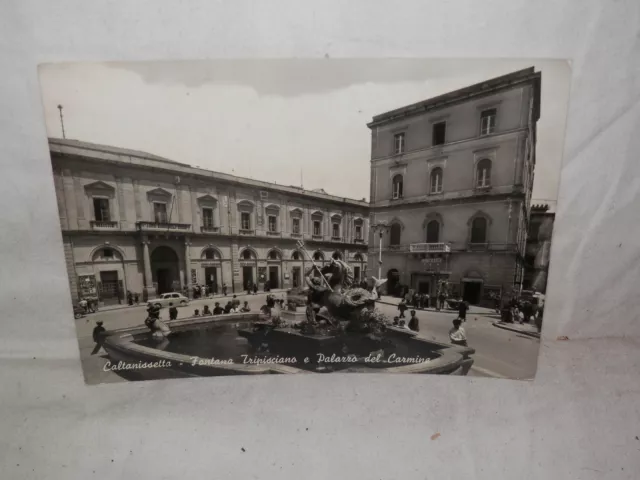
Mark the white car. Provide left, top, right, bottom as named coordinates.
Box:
left=152, top=292, right=190, bottom=308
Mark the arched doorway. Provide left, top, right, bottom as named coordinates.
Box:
left=387, top=268, right=400, bottom=296
left=239, top=248, right=257, bottom=290
left=151, top=246, right=180, bottom=294
left=266, top=249, right=282, bottom=289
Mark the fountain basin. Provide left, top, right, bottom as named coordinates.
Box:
left=101, top=313, right=474, bottom=380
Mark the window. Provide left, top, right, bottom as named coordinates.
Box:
left=332, top=223, right=340, bottom=238
left=476, top=159, right=492, bottom=188
left=313, top=252, right=324, bottom=262
left=292, top=218, right=301, bottom=234
left=389, top=223, right=402, bottom=246
left=268, top=250, right=281, bottom=260
left=202, top=207, right=214, bottom=228
left=430, top=168, right=443, bottom=194
left=103, top=248, right=113, bottom=259
left=354, top=253, right=363, bottom=262
left=529, top=221, right=541, bottom=241
left=204, top=249, right=216, bottom=259
left=471, top=217, right=488, bottom=243
left=426, top=220, right=440, bottom=243
left=268, top=215, right=277, bottom=232
left=292, top=251, right=301, bottom=260
left=153, top=202, right=168, bottom=223
left=393, top=133, right=405, bottom=155
left=93, top=198, right=110, bottom=222
left=355, top=224, right=362, bottom=240
left=432, top=122, right=446, bottom=146
left=480, top=108, right=497, bottom=135
left=313, top=220, right=321, bottom=236
left=241, top=212, right=251, bottom=230
left=242, top=250, right=253, bottom=260
left=392, top=174, right=403, bottom=199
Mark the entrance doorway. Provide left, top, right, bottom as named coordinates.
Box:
left=463, top=280, right=483, bottom=304
left=387, top=268, right=400, bottom=296
left=151, top=246, right=180, bottom=295
left=353, top=266, right=361, bottom=283
left=292, top=267, right=301, bottom=288
left=242, top=266, right=254, bottom=290
left=268, top=266, right=279, bottom=289
left=204, top=267, right=218, bottom=295
left=417, top=281, right=430, bottom=294
left=99, top=270, right=120, bottom=305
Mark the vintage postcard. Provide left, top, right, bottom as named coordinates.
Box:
left=38, top=59, right=570, bottom=384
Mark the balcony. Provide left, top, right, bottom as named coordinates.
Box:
left=266, top=230, right=281, bottom=237
left=290, top=232, right=303, bottom=238
left=409, top=242, right=451, bottom=253
left=239, top=229, right=255, bottom=235
left=200, top=225, right=220, bottom=234
left=90, top=220, right=118, bottom=230
left=353, top=238, right=365, bottom=244
left=136, top=221, right=191, bottom=232
left=331, top=236, right=342, bottom=242
left=311, top=234, right=323, bottom=240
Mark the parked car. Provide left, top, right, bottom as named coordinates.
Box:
left=151, top=292, right=190, bottom=308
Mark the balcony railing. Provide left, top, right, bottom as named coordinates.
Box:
left=200, top=225, right=220, bottom=233
left=331, top=236, right=342, bottom=242
left=266, top=230, right=281, bottom=236
left=91, top=220, right=118, bottom=229
left=136, top=221, right=191, bottom=232
left=239, top=229, right=255, bottom=235
left=312, top=234, right=323, bottom=240
left=353, top=238, right=365, bottom=243
left=409, top=242, right=451, bottom=253
left=290, top=232, right=303, bottom=238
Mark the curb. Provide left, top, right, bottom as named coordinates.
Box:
left=492, top=322, right=541, bottom=338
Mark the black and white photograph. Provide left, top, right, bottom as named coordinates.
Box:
left=38, top=59, right=570, bottom=384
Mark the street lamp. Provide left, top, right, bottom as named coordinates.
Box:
left=371, top=222, right=391, bottom=280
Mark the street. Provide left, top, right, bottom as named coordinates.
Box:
left=76, top=292, right=539, bottom=384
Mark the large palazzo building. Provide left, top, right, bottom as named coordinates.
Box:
left=367, top=68, right=541, bottom=305
left=50, top=139, right=369, bottom=305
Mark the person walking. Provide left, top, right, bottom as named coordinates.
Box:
left=168, top=303, right=178, bottom=321
left=458, top=298, right=468, bottom=322
left=222, top=283, right=228, bottom=296
left=408, top=310, right=420, bottom=332
left=449, top=319, right=467, bottom=347
left=134, top=293, right=139, bottom=305
left=398, top=298, right=408, bottom=319
left=127, top=291, right=133, bottom=306
left=246, top=281, right=252, bottom=295
left=253, top=282, right=258, bottom=295
left=91, top=320, right=106, bottom=355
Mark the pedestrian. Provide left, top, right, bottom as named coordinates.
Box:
left=224, top=301, right=233, bottom=314
left=134, top=293, right=139, bottom=305
left=222, top=283, right=228, bottom=296
left=168, top=302, right=178, bottom=320
left=449, top=319, right=467, bottom=347
left=246, top=282, right=251, bottom=295
left=91, top=320, right=106, bottom=355
left=213, top=302, right=223, bottom=315
left=398, top=298, right=408, bottom=318
left=408, top=310, right=420, bottom=332
left=202, top=305, right=212, bottom=316
left=438, top=290, right=446, bottom=311
left=458, top=298, right=468, bottom=322
left=79, top=297, right=88, bottom=313
left=241, top=301, right=251, bottom=313
left=127, top=290, right=133, bottom=306
left=424, top=293, right=430, bottom=309
left=515, top=307, right=525, bottom=324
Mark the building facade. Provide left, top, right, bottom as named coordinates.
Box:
left=367, top=68, right=541, bottom=305
left=523, top=204, right=554, bottom=293
left=50, top=139, right=369, bottom=305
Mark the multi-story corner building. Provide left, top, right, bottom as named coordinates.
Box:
left=50, top=139, right=369, bottom=305
left=367, top=68, right=541, bottom=305
left=523, top=204, right=555, bottom=293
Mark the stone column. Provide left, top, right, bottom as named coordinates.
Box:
left=184, top=237, right=193, bottom=298
left=141, top=236, right=155, bottom=300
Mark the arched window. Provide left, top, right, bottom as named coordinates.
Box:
left=426, top=220, right=440, bottom=243
left=392, top=174, right=403, bottom=199
left=203, top=248, right=219, bottom=260
left=313, top=251, right=324, bottom=262
left=353, top=253, right=363, bottom=262
left=476, top=159, right=492, bottom=188
left=430, top=168, right=443, bottom=194
left=470, top=217, right=488, bottom=243
left=241, top=249, right=254, bottom=260
left=389, top=223, right=402, bottom=246
left=268, top=250, right=281, bottom=260
left=292, top=251, right=301, bottom=261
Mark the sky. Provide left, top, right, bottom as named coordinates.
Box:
left=39, top=59, right=571, bottom=208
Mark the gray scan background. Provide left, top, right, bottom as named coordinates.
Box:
left=1, top=1, right=639, bottom=478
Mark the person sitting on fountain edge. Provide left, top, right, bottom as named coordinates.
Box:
left=241, top=301, right=250, bottom=313
left=449, top=319, right=467, bottom=347
left=408, top=310, right=419, bottom=332
left=202, top=305, right=212, bottom=316
left=168, top=303, right=178, bottom=320
left=213, top=302, right=223, bottom=315
left=224, top=301, right=233, bottom=314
